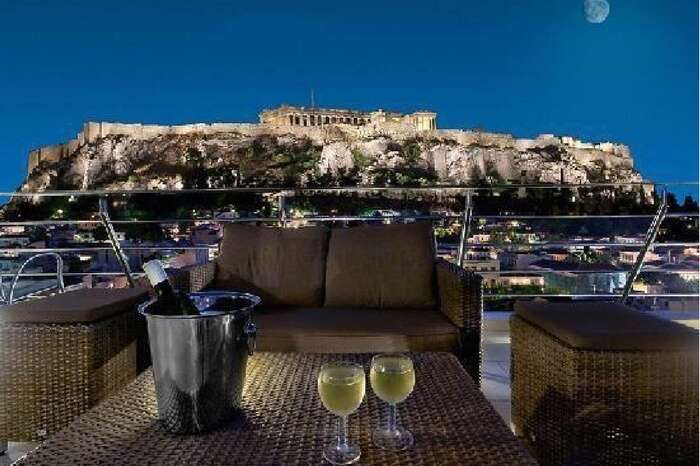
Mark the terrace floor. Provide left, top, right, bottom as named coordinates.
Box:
left=481, top=312, right=514, bottom=429
left=2, top=310, right=696, bottom=465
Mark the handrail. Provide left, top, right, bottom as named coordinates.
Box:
left=460, top=242, right=700, bottom=248
left=0, top=242, right=697, bottom=254
left=0, top=212, right=698, bottom=227
left=0, top=182, right=697, bottom=302
left=485, top=293, right=700, bottom=299
left=620, top=190, right=669, bottom=303
left=98, top=198, right=135, bottom=287
left=0, top=267, right=696, bottom=278
left=457, top=192, right=473, bottom=267
left=4, top=252, right=65, bottom=305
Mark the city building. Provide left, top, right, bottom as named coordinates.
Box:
left=0, top=235, right=31, bottom=248
left=468, top=234, right=492, bottom=244
left=618, top=249, right=661, bottom=265
left=465, top=247, right=498, bottom=261
left=462, top=259, right=500, bottom=286
left=545, top=248, right=570, bottom=262
left=496, top=273, right=546, bottom=289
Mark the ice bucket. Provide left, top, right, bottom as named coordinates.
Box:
left=139, top=291, right=260, bottom=434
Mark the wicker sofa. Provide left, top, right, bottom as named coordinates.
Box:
left=170, top=222, right=484, bottom=381
left=0, top=288, right=149, bottom=448
left=511, top=300, right=699, bottom=466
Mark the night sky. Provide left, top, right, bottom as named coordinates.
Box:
left=0, top=0, right=697, bottom=194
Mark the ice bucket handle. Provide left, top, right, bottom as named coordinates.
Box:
left=245, top=321, right=257, bottom=356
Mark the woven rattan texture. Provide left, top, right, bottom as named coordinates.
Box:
left=16, top=352, right=534, bottom=466
left=511, top=315, right=699, bottom=466
left=169, top=261, right=217, bottom=293
left=0, top=310, right=141, bottom=442
left=435, top=259, right=483, bottom=382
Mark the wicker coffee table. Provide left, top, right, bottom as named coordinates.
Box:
left=14, top=353, right=535, bottom=465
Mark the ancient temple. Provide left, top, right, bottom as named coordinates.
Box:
left=259, top=105, right=437, bottom=131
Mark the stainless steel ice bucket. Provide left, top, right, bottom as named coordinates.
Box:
left=139, top=291, right=260, bottom=434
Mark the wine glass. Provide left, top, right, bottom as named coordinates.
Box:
left=317, top=362, right=366, bottom=465
left=370, top=353, right=416, bottom=451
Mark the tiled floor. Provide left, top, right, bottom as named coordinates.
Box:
left=0, top=442, right=36, bottom=466
left=480, top=312, right=514, bottom=430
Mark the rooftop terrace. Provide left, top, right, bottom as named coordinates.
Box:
left=0, top=182, right=698, bottom=464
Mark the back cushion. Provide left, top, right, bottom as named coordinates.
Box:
left=324, top=222, right=436, bottom=309
left=215, top=225, right=329, bottom=307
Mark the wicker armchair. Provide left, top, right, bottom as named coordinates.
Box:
left=435, top=258, right=484, bottom=381
left=169, top=258, right=484, bottom=381
left=511, top=302, right=699, bottom=466
left=0, top=288, right=149, bottom=445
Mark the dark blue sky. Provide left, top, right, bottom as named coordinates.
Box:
left=0, top=0, right=697, bottom=192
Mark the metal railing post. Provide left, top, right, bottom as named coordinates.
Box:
left=99, top=197, right=136, bottom=288
left=0, top=276, right=6, bottom=303
left=278, top=192, right=287, bottom=227
left=620, top=186, right=669, bottom=303
left=457, top=189, right=473, bottom=267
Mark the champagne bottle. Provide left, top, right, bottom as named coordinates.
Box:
left=143, top=260, right=200, bottom=316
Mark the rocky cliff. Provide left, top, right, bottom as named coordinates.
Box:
left=20, top=121, right=641, bottom=195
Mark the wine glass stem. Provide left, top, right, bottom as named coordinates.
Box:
left=388, top=403, right=398, bottom=432
left=338, top=416, right=349, bottom=451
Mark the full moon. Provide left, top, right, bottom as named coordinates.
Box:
left=584, top=0, right=610, bottom=23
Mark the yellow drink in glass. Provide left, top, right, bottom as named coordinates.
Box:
left=370, top=354, right=415, bottom=451
left=370, top=356, right=416, bottom=404
left=318, top=365, right=366, bottom=416
left=317, top=362, right=365, bottom=464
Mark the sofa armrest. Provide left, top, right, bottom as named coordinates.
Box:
left=436, top=258, right=483, bottom=330
left=167, top=262, right=217, bottom=293
left=436, top=258, right=483, bottom=382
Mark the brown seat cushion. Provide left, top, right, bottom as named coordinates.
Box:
left=324, top=222, right=436, bottom=309
left=255, top=307, right=459, bottom=353
left=215, top=225, right=329, bottom=307
left=0, top=288, right=149, bottom=324
left=514, top=300, right=699, bottom=351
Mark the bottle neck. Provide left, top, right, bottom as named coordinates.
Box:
left=152, top=281, right=175, bottom=298
left=143, top=260, right=169, bottom=288
left=143, top=260, right=199, bottom=316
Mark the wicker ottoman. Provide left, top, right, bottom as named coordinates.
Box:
left=0, top=288, right=149, bottom=446
left=511, top=301, right=698, bottom=466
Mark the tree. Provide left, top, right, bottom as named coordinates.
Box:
left=666, top=193, right=680, bottom=211
left=184, top=147, right=208, bottom=188
left=682, top=195, right=698, bottom=212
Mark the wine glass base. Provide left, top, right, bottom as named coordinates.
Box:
left=322, top=442, right=361, bottom=465
left=372, top=425, right=414, bottom=451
